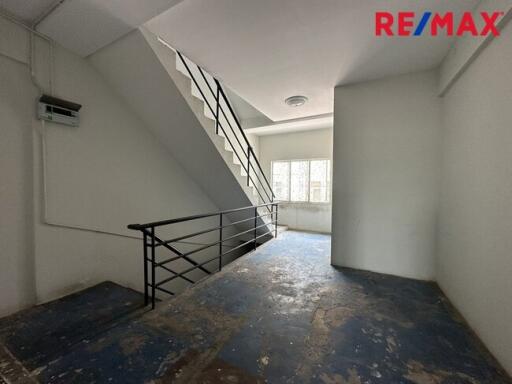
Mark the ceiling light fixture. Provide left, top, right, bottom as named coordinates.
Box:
left=285, top=95, right=308, bottom=107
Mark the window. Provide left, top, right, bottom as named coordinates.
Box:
left=290, top=160, right=309, bottom=202
left=309, top=160, right=330, bottom=203
left=272, top=161, right=290, bottom=201
left=271, top=159, right=330, bottom=203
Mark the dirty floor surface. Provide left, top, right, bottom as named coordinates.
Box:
left=1, top=231, right=510, bottom=383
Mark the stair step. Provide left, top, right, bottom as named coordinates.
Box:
left=152, top=37, right=273, bottom=232
left=0, top=282, right=144, bottom=371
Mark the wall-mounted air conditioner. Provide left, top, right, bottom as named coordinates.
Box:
left=37, top=95, right=82, bottom=127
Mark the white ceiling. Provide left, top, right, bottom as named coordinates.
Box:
left=1, top=0, right=481, bottom=127
left=0, top=0, right=185, bottom=57
left=0, top=0, right=57, bottom=24
left=245, top=114, right=333, bottom=136
left=225, top=87, right=272, bottom=128
left=146, top=0, right=480, bottom=122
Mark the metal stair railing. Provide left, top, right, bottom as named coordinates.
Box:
left=128, top=202, right=279, bottom=309
left=176, top=51, right=275, bottom=207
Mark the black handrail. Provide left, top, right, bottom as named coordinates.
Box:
left=176, top=51, right=275, bottom=204
left=177, top=52, right=264, bottom=202
left=128, top=203, right=279, bottom=309
left=128, top=202, right=276, bottom=230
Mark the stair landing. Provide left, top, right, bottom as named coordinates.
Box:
left=0, top=282, right=144, bottom=381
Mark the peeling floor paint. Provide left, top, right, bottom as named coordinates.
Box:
left=1, top=231, right=511, bottom=383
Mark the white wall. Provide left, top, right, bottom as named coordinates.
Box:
left=0, top=53, right=36, bottom=316
left=91, top=29, right=261, bottom=217
left=437, top=20, right=512, bottom=374
left=259, top=129, right=332, bottom=233
left=0, top=16, right=222, bottom=315
left=438, top=0, right=512, bottom=95
left=331, top=71, right=441, bottom=280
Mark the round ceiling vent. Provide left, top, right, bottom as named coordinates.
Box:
left=285, top=95, right=308, bottom=107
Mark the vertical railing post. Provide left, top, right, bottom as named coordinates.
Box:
left=150, top=226, right=156, bottom=310
left=143, top=231, right=149, bottom=306
left=247, top=147, right=251, bottom=187
left=275, top=204, right=278, bottom=238
left=253, top=207, right=258, bottom=250
left=219, top=213, right=223, bottom=271
left=215, top=84, right=220, bottom=135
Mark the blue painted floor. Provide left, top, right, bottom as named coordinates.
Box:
left=1, top=231, right=510, bottom=383
left=0, top=282, right=145, bottom=372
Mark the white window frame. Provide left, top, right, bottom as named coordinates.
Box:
left=271, top=159, right=331, bottom=204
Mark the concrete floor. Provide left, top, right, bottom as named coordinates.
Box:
left=1, top=231, right=510, bottom=383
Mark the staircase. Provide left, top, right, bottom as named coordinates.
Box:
left=141, top=28, right=274, bottom=215
left=90, top=29, right=274, bottom=228
left=89, top=29, right=279, bottom=308
left=175, top=49, right=272, bottom=205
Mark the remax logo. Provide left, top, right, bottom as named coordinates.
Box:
left=375, top=11, right=503, bottom=37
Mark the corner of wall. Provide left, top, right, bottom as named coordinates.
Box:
left=438, top=0, right=512, bottom=96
